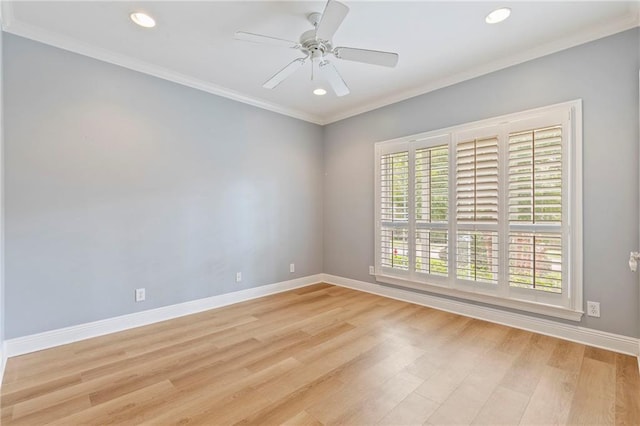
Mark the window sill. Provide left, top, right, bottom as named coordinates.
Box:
left=375, top=274, right=584, bottom=322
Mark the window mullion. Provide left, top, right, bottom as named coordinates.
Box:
left=374, top=100, right=582, bottom=319
left=498, top=125, right=509, bottom=297
left=408, top=145, right=417, bottom=280
left=448, top=135, right=456, bottom=287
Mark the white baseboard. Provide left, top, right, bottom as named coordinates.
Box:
left=322, top=274, right=640, bottom=357
left=0, top=343, right=6, bottom=387
left=4, top=272, right=639, bottom=371
left=5, top=274, right=323, bottom=358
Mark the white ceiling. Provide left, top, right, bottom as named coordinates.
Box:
left=2, top=1, right=639, bottom=124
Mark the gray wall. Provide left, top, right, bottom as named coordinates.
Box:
left=4, top=34, right=324, bottom=339
left=323, top=28, right=640, bottom=337
left=3, top=28, right=639, bottom=340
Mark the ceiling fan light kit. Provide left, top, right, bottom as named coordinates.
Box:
left=234, top=0, right=399, bottom=97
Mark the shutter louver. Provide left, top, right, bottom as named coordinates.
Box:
left=381, top=228, right=409, bottom=270
left=416, top=230, right=448, bottom=275
left=416, top=146, right=448, bottom=223
left=375, top=103, right=578, bottom=314
left=508, top=124, right=564, bottom=293
left=508, top=126, right=562, bottom=224
left=380, top=152, right=409, bottom=222
left=509, top=232, right=562, bottom=293
left=456, top=137, right=499, bottom=223
left=380, top=151, right=409, bottom=272
left=415, top=144, right=449, bottom=276
left=456, top=231, right=499, bottom=283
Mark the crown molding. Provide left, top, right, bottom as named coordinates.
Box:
left=2, top=2, right=638, bottom=127
left=0, top=2, right=324, bottom=125
left=322, top=10, right=640, bottom=124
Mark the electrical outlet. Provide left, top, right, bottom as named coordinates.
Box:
left=587, top=301, right=600, bottom=317
left=290, top=263, right=295, bottom=273
left=369, top=266, right=375, bottom=275
left=236, top=272, right=242, bottom=283
left=135, top=288, right=146, bottom=302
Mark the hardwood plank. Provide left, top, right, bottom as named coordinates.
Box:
left=331, top=371, right=423, bottom=424
left=378, top=391, right=440, bottom=425
left=0, top=284, right=635, bottom=425
left=10, top=395, right=91, bottom=425
left=471, top=385, right=529, bottom=425
left=47, top=379, right=178, bottom=425
left=280, top=410, right=323, bottom=426
left=584, top=345, right=617, bottom=365
left=425, top=349, right=515, bottom=425
left=615, top=353, right=640, bottom=425
left=305, top=340, right=425, bottom=422
left=519, top=366, right=579, bottom=426
left=145, top=357, right=301, bottom=424
left=566, top=357, right=616, bottom=425
left=235, top=373, right=344, bottom=425
left=499, top=333, right=557, bottom=396
left=547, top=339, right=585, bottom=372
left=1, top=374, right=83, bottom=407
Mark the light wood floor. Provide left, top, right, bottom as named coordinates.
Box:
left=1, top=284, right=639, bottom=425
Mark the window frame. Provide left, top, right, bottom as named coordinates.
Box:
left=374, top=100, right=583, bottom=321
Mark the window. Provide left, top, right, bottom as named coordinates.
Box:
left=374, top=100, right=583, bottom=320
left=380, top=151, right=409, bottom=270
left=415, top=145, right=448, bottom=276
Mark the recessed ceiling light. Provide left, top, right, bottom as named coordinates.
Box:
left=313, top=88, right=327, bottom=96
left=130, top=12, right=156, bottom=28
left=485, top=7, right=511, bottom=24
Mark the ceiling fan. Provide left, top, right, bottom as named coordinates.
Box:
left=234, top=0, right=399, bottom=97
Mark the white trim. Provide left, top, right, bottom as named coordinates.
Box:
left=0, top=7, right=6, bottom=389
left=322, top=274, right=639, bottom=357
left=5, top=274, right=323, bottom=357
left=0, top=14, right=322, bottom=125
left=1, top=2, right=637, bottom=126
left=0, top=344, right=6, bottom=388
left=324, top=13, right=639, bottom=125
left=374, top=100, right=582, bottom=147
left=2, top=274, right=638, bottom=373
left=374, top=274, right=582, bottom=322
left=374, top=100, right=583, bottom=321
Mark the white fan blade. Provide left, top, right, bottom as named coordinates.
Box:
left=319, top=60, right=349, bottom=97
left=315, top=0, right=349, bottom=41
left=334, top=47, right=399, bottom=67
left=263, top=58, right=306, bottom=89
left=235, top=31, right=300, bottom=49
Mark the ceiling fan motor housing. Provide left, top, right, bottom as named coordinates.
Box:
left=300, top=29, right=332, bottom=58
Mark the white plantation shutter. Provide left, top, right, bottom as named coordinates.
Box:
left=456, top=133, right=499, bottom=284
left=415, top=145, right=448, bottom=276
left=456, top=231, right=499, bottom=284
left=374, top=101, right=581, bottom=319
left=509, top=232, right=562, bottom=293
left=379, top=151, right=409, bottom=271
left=508, top=124, right=564, bottom=293
left=456, top=136, right=499, bottom=223
left=508, top=126, right=562, bottom=224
